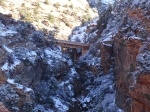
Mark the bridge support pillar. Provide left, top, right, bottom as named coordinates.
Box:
left=73, top=48, right=77, bottom=62
left=82, top=49, right=87, bottom=55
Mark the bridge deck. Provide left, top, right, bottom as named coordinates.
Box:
left=47, top=39, right=89, bottom=49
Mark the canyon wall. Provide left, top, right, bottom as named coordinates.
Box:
left=95, top=0, right=150, bottom=111
left=113, top=0, right=150, bottom=111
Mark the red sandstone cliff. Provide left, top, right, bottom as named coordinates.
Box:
left=113, top=1, right=150, bottom=111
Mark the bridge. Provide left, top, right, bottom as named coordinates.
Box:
left=46, top=39, right=90, bottom=61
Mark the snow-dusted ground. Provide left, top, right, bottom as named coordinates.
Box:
left=69, top=18, right=99, bottom=43
left=1, top=59, right=21, bottom=71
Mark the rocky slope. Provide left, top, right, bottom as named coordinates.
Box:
left=0, top=11, right=122, bottom=112
left=0, top=0, right=98, bottom=40
left=0, top=13, right=74, bottom=111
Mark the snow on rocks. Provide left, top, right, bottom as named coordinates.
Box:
left=0, top=29, right=17, bottom=37
left=3, top=45, right=13, bottom=53
left=69, top=18, right=98, bottom=43
left=7, top=78, right=33, bottom=93
left=80, top=52, right=101, bottom=67
left=45, top=48, right=64, bottom=62
left=14, top=47, right=38, bottom=64
left=80, top=73, right=124, bottom=112
left=44, top=47, right=72, bottom=66
left=70, top=26, right=87, bottom=43
left=33, top=105, right=54, bottom=112
left=1, top=58, right=21, bottom=71
left=79, top=96, right=91, bottom=104
left=125, top=36, right=142, bottom=40
left=0, top=23, right=17, bottom=37
left=53, top=97, right=69, bottom=112
left=102, top=0, right=115, bottom=4
left=1, top=47, right=37, bottom=72
left=26, top=51, right=37, bottom=63
left=70, top=67, right=77, bottom=75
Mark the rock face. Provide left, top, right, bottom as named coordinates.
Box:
left=0, top=102, right=9, bottom=112
left=114, top=35, right=144, bottom=111
left=11, top=59, right=45, bottom=87
left=114, top=38, right=150, bottom=112
left=112, top=0, right=150, bottom=112
left=90, top=0, right=150, bottom=111
left=0, top=69, right=7, bottom=85
left=100, top=40, right=113, bottom=74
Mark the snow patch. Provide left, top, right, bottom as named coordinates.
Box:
left=7, top=78, right=33, bottom=93
left=7, top=78, right=15, bottom=84
left=53, top=97, right=69, bottom=111
left=124, top=36, right=142, bottom=40
left=1, top=59, right=21, bottom=71
left=0, top=23, right=17, bottom=36
left=0, top=30, right=17, bottom=36
left=68, top=85, right=72, bottom=90
left=102, top=0, right=115, bottom=4
left=118, top=109, right=124, bottom=112
left=26, top=51, right=37, bottom=63
left=88, top=57, right=101, bottom=66
left=70, top=68, right=77, bottom=75
left=70, top=18, right=98, bottom=43
left=71, top=98, right=77, bottom=102
left=83, top=97, right=91, bottom=103
left=132, top=0, right=140, bottom=6
left=45, top=48, right=68, bottom=65
left=129, top=36, right=141, bottom=40
left=103, top=37, right=112, bottom=42
left=3, top=45, right=13, bottom=53
left=71, top=26, right=87, bottom=42
left=59, top=80, right=69, bottom=86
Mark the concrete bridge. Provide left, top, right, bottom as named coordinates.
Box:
left=46, top=39, right=89, bottom=61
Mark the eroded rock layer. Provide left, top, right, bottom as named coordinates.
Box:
left=113, top=0, right=150, bottom=111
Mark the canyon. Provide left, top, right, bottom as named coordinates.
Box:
left=0, top=0, right=150, bottom=112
